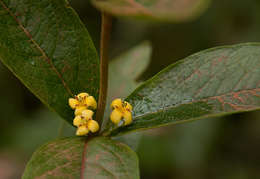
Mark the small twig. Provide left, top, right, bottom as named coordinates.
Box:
left=96, top=12, right=112, bottom=127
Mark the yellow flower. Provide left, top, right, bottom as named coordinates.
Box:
left=110, top=98, right=133, bottom=126
left=85, top=96, right=97, bottom=110
left=81, top=109, right=94, bottom=120
left=110, top=109, right=123, bottom=125
left=111, top=98, right=123, bottom=109
left=68, top=92, right=97, bottom=110
left=73, top=116, right=82, bottom=127
left=68, top=98, right=79, bottom=109
left=74, top=106, right=87, bottom=116
left=123, top=110, right=132, bottom=125
left=73, top=115, right=87, bottom=127
left=76, top=125, right=89, bottom=136
left=123, top=101, right=133, bottom=112
left=69, top=92, right=99, bottom=136
left=77, top=93, right=89, bottom=101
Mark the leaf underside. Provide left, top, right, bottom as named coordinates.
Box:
left=109, top=43, right=260, bottom=136
left=22, top=137, right=140, bottom=179
left=91, top=0, right=211, bottom=22
left=0, top=0, right=99, bottom=124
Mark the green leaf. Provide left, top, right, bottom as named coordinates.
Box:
left=0, top=0, right=99, bottom=124
left=108, top=43, right=260, bottom=136
left=91, top=0, right=211, bottom=22
left=23, top=137, right=140, bottom=179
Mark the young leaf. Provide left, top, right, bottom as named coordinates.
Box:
left=91, top=0, right=211, bottom=22
left=0, top=0, right=99, bottom=124
left=109, top=43, right=260, bottom=136
left=22, top=137, right=140, bottom=179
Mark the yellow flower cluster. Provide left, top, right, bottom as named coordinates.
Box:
left=68, top=93, right=99, bottom=136
left=110, top=98, right=133, bottom=126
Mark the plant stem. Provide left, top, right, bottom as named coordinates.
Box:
left=96, top=12, right=112, bottom=126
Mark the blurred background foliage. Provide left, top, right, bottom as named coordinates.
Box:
left=1, top=0, right=260, bottom=178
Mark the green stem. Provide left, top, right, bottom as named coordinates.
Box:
left=96, top=12, right=112, bottom=127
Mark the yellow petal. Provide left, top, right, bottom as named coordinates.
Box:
left=73, top=116, right=82, bottom=127
left=77, top=92, right=89, bottom=102
left=85, top=96, right=97, bottom=110
left=124, top=101, right=133, bottom=111
left=74, top=106, right=87, bottom=116
left=123, top=111, right=132, bottom=126
left=87, top=120, right=99, bottom=133
left=68, top=98, right=79, bottom=109
left=77, top=92, right=89, bottom=98
left=111, top=98, right=123, bottom=110
left=110, top=109, right=123, bottom=125
left=76, top=125, right=89, bottom=136
left=73, top=116, right=87, bottom=127
left=81, top=109, right=94, bottom=120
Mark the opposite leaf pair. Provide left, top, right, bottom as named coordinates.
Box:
left=69, top=93, right=133, bottom=136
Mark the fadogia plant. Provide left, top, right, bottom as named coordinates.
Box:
left=1, top=0, right=260, bottom=178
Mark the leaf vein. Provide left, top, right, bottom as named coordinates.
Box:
left=0, top=0, right=73, bottom=96
left=99, top=143, right=131, bottom=179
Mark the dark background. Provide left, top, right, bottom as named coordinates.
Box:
left=1, top=0, right=260, bottom=178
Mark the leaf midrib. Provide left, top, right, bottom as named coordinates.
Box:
left=80, top=140, right=88, bottom=179
left=0, top=0, right=73, bottom=96
left=131, top=87, right=260, bottom=119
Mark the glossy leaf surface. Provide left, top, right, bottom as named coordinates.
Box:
left=23, top=137, right=139, bottom=179
left=109, top=43, right=260, bottom=136
left=0, top=0, right=99, bottom=123
left=92, top=0, right=211, bottom=22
